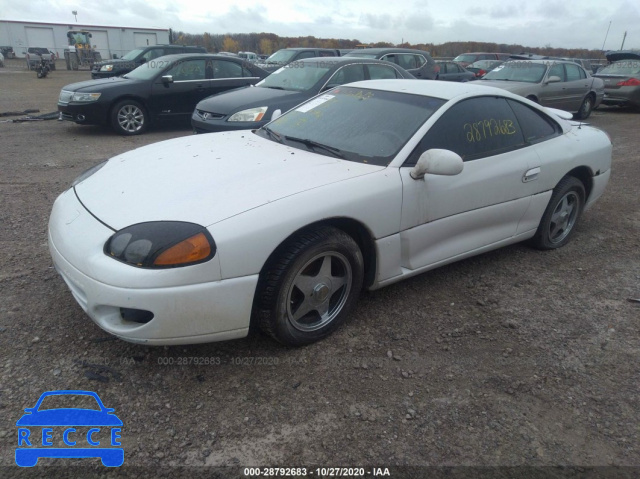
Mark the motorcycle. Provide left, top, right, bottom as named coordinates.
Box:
left=35, top=58, right=50, bottom=78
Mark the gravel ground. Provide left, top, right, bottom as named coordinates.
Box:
left=0, top=58, right=639, bottom=478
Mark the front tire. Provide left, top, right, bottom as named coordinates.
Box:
left=529, top=176, right=585, bottom=250
left=255, top=226, right=364, bottom=346
left=111, top=100, right=148, bottom=135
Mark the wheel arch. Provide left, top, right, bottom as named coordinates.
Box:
left=255, top=217, right=377, bottom=294
left=563, top=166, right=593, bottom=201
left=107, top=96, right=150, bottom=124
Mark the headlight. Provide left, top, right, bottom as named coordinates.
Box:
left=228, top=106, right=268, bottom=122
left=99, top=64, right=114, bottom=72
left=71, top=92, right=101, bottom=102
left=71, top=160, right=107, bottom=187
left=105, top=222, right=216, bottom=268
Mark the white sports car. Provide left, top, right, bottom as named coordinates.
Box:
left=49, top=80, right=612, bottom=346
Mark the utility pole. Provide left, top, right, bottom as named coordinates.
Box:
left=620, top=31, right=627, bottom=50
left=601, top=21, right=611, bottom=51
left=72, top=10, right=78, bottom=22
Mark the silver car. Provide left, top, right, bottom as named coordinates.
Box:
left=478, top=60, right=604, bottom=119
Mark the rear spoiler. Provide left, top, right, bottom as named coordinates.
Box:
left=544, top=107, right=573, bottom=120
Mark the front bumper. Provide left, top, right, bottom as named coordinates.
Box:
left=57, top=102, right=109, bottom=125
left=48, top=189, right=256, bottom=345
left=191, top=113, right=266, bottom=134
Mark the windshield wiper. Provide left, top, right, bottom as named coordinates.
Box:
left=262, top=126, right=283, bottom=143
left=283, top=136, right=345, bottom=159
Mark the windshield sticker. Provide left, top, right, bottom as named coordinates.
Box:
left=295, top=94, right=335, bottom=113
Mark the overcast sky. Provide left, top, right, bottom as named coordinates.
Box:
left=2, top=0, right=639, bottom=50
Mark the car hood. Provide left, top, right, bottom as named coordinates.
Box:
left=93, top=58, right=132, bottom=68
left=196, top=86, right=307, bottom=115
left=62, top=77, right=133, bottom=92
left=475, top=79, right=535, bottom=93
left=75, top=131, right=384, bottom=230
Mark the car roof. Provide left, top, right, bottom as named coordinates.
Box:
left=349, top=48, right=430, bottom=55
left=291, top=57, right=407, bottom=67
left=152, top=53, right=244, bottom=61
left=280, top=47, right=336, bottom=51
left=343, top=78, right=526, bottom=101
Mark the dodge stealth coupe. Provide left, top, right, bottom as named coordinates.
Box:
left=49, top=80, right=612, bottom=346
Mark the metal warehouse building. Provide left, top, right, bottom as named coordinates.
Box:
left=0, top=20, right=170, bottom=60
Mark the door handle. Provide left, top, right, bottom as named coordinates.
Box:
left=523, top=167, right=540, bottom=182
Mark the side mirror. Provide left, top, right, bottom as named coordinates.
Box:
left=161, top=75, right=173, bottom=84
left=546, top=75, right=562, bottom=83
left=139, top=58, right=146, bottom=64
left=112, top=54, right=118, bottom=59
left=410, top=149, right=463, bottom=180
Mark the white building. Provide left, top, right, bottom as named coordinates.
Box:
left=0, top=20, right=170, bottom=59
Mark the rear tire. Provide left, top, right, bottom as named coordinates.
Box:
left=529, top=176, right=585, bottom=250
left=255, top=226, right=364, bottom=346
left=575, top=94, right=594, bottom=120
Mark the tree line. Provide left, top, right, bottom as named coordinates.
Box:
left=168, top=30, right=607, bottom=60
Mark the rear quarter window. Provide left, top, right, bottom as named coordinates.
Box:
left=507, top=100, right=561, bottom=144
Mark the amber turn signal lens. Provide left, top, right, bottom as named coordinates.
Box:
left=153, top=232, right=211, bottom=266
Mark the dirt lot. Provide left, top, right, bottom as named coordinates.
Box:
left=1, top=58, right=639, bottom=478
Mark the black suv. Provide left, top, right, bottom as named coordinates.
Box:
left=344, top=48, right=438, bottom=79
left=91, top=44, right=207, bottom=79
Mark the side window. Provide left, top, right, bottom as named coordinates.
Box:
left=166, top=59, right=206, bottom=81
left=415, top=55, right=426, bottom=67
left=397, top=54, right=417, bottom=70
left=452, top=63, right=462, bottom=72
left=295, top=51, right=316, bottom=60
left=565, top=63, right=582, bottom=81
left=327, top=64, right=366, bottom=85
left=507, top=99, right=560, bottom=144
left=367, top=64, right=398, bottom=79
left=242, top=66, right=256, bottom=77
left=405, top=96, right=525, bottom=165
left=318, top=50, right=336, bottom=57
left=212, top=60, right=242, bottom=78
left=548, top=63, right=566, bottom=81
left=382, top=54, right=398, bottom=65
left=142, top=48, right=164, bottom=61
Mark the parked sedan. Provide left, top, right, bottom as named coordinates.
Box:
left=466, top=60, right=504, bottom=78
left=58, top=54, right=268, bottom=135
left=49, top=80, right=611, bottom=347
left=435, top=61, right=475, bottom=82
left=594, top=52, right=640, bottom=108
left=192, top=57, right=414, bottom=133
left=478, top=60, right=604, bottom=119
left=345, top=48, right=438, bottom=79
left=452, top=52, right=511, bottom=67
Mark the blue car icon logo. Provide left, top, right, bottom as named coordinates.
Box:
left=16, top=390, right=123, bottom=467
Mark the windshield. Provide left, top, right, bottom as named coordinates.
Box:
left=598, top=60, right=640, bottom=75
left=256, top=63, right=332, bottom=91
left=124, top=59, right=173, bottom=80
left=453, top=54, right=477, bottom=63
left=121, top=49, right=145, bottom=61
left=256, top=86, right=445, bottom=166
left=482, top=62, right=547, bottom=83
left=265, top=49, right=297, bottom=64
